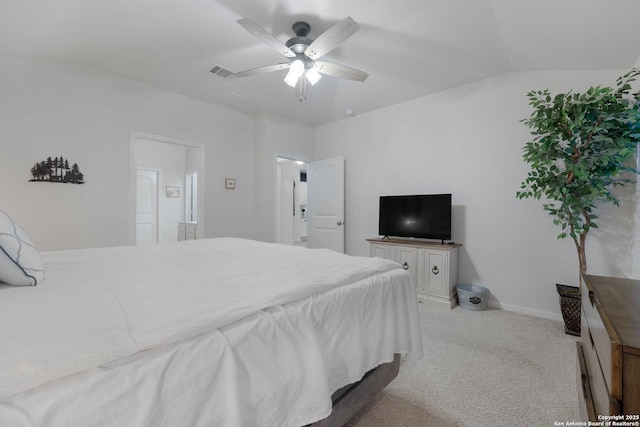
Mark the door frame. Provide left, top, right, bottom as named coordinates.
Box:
left=129, top=132, right=206, bottom=245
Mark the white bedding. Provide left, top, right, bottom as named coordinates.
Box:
left=0, top=238, right=422, bottom=426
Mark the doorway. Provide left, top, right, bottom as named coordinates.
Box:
left=129, top=132, right=205, bottom=245
left=275, top=156, right=345, bottom=252
left=276, top=157, right=308, bottom=247
left=185, top=170, right=198, bottom=223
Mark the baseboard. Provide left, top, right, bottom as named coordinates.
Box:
left=487, top=300, right=563, bottom=323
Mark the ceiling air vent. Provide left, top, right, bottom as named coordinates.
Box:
left=209, top=65, right=236, bottom=80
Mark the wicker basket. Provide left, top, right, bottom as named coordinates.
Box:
left=556, top=284, right=581, bottom=336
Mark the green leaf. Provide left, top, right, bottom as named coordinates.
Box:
left=517, top=68, right=640, bottom=259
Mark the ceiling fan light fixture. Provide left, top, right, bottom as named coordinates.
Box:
left=284, top=59, right=305, bottom=87
left=283, top=73, right=298, bottom=88
left=306, top=68, right=322, bottom=86
left=233, top=17, right=367, bottom=102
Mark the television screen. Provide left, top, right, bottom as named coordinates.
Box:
left=379, top=194, right=452, bottom=241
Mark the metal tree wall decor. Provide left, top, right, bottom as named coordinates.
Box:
left=29, top=156, right=85, bottom=184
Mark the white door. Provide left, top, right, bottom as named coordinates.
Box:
left=307, top=156, right=345, bottom=253
left=136, top=169, right=158, bottom=246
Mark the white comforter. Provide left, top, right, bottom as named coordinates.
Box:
left=0, top=238, right=422, bottom=426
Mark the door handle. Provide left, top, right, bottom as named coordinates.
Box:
left=337, top=221, right=343, bottom=226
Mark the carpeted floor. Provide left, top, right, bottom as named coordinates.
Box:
left=346, top=301, right=580, bottom=426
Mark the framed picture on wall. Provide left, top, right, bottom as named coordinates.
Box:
left=225, top=178, right=236, bottom=190
left=166, top=186, right=180, bottom=198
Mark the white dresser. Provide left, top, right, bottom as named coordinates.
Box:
left=177, top=222, right=197, bottom=241
left=367, top=238, right=461, bottom=308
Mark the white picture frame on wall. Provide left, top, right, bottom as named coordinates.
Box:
left=165, top=186, right=180, bottom=198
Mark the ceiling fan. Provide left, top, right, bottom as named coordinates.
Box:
left=231, top=16, right=369, bottom=101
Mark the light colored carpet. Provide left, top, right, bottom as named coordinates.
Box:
left=347, top=301, right=580, bottom=426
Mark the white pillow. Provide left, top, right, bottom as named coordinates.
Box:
left=0, top=210, right=44, bottom=286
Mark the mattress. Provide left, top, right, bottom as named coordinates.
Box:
left=0, top=238, right=422, bottom=426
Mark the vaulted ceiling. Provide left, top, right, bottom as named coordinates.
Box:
left=2, top=0, right=639, bottom=126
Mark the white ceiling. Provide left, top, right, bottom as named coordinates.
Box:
left=2, top=0, right=639, bottom=126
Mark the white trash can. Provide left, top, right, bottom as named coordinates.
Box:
left=457, top=284, right=490, bottom=311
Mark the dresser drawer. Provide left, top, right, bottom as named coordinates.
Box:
left=391, top=246, right=418, bottom=290
left=576, top=342, right=596, bottom=421
left=582, top=280, right=622, bottom=400
left=581, top=311, right=621, bottom=415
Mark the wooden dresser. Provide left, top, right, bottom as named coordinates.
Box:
left=577, top=275, right=640, bottom=420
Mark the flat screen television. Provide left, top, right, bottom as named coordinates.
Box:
left=379, top=194, right=452, bottom=241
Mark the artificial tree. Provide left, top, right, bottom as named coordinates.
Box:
left=517, top=69, right=640, bottom=284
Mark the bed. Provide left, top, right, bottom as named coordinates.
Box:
left=0, top=214, right=422, bottom=427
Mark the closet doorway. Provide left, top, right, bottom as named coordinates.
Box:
left=129, top=132, right=205, bottom=245
left=276, top=157, right=308, bottom=247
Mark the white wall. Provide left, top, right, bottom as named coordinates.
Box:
left=0, top=57, right=255, bottom=250
left=315, top=70, right=637, bottom=320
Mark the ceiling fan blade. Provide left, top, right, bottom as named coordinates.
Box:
left=232, top=63, right=290, bottom=78
left=304, top=16, right=360, bottom=60
left=237, top=18, right=297, bottom=58
left=313, top=61, right=369, bottom=82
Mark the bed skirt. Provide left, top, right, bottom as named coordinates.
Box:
left=308, top=353, right=401, bottom=426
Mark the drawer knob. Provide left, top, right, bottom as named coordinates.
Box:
left=432, top=266, right=439, bottom=275
left=402, top=262, right=409, bottom=270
